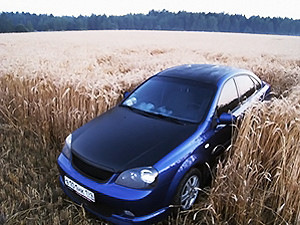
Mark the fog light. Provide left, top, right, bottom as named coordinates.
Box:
left=124, top=210, right=135, bottom=217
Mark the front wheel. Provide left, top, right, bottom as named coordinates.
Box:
left=173, top=168, right=202, bottom=210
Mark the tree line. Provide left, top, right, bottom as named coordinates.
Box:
left=0, top=10, right=299, bottom=35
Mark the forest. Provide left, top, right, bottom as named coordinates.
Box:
left=0, top=10, right=300, bottom=35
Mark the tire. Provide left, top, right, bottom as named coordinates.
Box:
left=173, top=168, right=202, bottom=211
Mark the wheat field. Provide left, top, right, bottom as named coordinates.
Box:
left=0, top=30, right=299, bottom=224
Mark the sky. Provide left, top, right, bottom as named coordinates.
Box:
left=1, top=0, right=300, bottom=19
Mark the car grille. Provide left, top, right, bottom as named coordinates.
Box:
left=72, top=153, right=114, bottom=183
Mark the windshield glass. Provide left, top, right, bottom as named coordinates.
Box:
left=121, top=76, right=215, bottom=123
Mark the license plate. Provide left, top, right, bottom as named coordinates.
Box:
left=64, top=176, right=95, bottom=202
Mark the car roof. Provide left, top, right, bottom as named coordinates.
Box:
left=156, top=64, right=254, bottom=85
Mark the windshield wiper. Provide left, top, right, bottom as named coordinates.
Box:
left=121, top=105, right=190, bottom=125
left=151, top=113, right=188, bottom=125
left=121, top=105, right=155, bottom=118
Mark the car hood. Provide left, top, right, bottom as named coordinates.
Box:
left=71, top=106, right=199, bottom=173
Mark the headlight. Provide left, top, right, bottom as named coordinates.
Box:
left=115, top=167, right=158, bottom=189
left=62, top=134, right=72, bottom=159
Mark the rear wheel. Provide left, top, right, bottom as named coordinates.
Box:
left=173, top=168, right=202, bottom=210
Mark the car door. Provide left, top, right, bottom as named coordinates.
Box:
left=209, top=75, right=258, bottom=157
left=232, top=75, right=257, bottom=116
left=204, top=77, right=240, bottom=161
left=202, top=74, right=268, bottom=165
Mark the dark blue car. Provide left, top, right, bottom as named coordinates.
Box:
left=57, top=64, right=270, bottom=224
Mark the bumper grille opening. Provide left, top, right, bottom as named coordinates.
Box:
left=72, top=153, right=113, bottom=183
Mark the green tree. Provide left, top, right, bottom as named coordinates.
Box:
left=0, top=11, right=299, bottom=35
left=14, top=24, right=28, bottom=32
left=279, top=18, right=292, bottom=34
left=229, top=17, right=240, bottom=32
left=206, top=16, right=218, bottom=31
left=219, top=14, right=230, bottom=32
left=0, top=13, right=14, bottom=32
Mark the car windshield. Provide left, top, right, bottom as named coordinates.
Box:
left=121, top=76, right=215, bottom=123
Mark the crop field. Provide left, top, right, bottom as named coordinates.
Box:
left=0, top=30, right=299, bottom=224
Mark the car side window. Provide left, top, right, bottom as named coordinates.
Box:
left=250, top=75, right=261, bottom=90
left=217, top=78, right=239, bottom=116
left=234, top=75, right=256, bottom=102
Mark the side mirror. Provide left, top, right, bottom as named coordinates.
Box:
left=123, top=91, right=130, bottom=99
left=218, top=113, right=237, bottom=124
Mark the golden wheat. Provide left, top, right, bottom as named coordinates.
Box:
left=0, top=30, right=299, bottom=224
left=193, top=91, right=300, bottom=224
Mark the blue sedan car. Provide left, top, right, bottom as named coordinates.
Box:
left=57, top=64, right=270, bottom=224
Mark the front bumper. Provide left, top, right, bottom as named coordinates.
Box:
left=57, top=153, right=170, bottom=224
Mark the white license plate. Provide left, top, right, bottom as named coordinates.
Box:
left=64, top=176, right=95, bottom=202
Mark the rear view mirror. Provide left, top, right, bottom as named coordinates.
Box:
left=218, top=113, right=237, bottom=124
left=123, top=91, right=130, bottom=99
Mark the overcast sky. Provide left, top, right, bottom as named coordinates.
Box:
left=1, top=0, right=300, bottom=19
